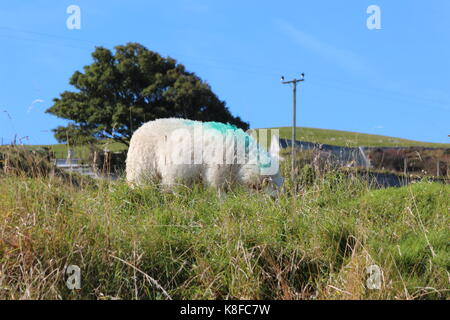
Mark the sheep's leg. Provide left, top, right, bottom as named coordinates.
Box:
left=159, top=169, right=178, bottom=193
left=160, top=164, right=196, bottom=194
left=217, top=187, right=227, bottom=202
left=203, top=166, right=227, bottom=201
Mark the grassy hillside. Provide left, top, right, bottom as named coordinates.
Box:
left=9, top=127, right=449, bottom=160
left=0, top=163, right=448, bottom=299
left=267, top=127, right=450, bottom=148
left=21, top=141, right=127, bottom=159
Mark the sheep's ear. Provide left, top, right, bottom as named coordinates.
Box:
left=269, top=135, right=283, bottom=160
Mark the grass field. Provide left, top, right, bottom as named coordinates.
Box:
left=0, top=161, right=448, bottom=300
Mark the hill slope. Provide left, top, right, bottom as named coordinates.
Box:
left=266, top=127, right=450, bottom=148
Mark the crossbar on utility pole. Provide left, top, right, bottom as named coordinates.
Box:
left=281, top=74, right=305, bottom=185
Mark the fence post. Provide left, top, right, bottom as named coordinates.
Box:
left=92, top=150, right=99, bottom=175
left=436, top=160, right=440, bottom=177
left=103, top=150, right=111, bottom=176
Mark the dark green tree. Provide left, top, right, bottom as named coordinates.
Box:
left=47, top=43, right=249, bottom=146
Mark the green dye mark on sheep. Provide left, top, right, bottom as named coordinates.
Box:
left=184, top=120, right=239, bottom=133
left=204, top=121, right=239, bottom=134
left=259, top=156, right=272, bottom=168
left=183, top=120, right=273, bottom=169
left=184, top=120, right=245, bottom=138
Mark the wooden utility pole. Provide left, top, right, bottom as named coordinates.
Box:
left=281, top=74, right=305, bottom=184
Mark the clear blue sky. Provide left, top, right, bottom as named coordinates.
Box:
left=1, top=0, right=449, bottom=145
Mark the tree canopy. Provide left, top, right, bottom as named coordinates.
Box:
left=47, top=42, right=249, bottom=146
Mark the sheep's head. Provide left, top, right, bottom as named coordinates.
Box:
left=261, top=136, right=284, bottom=196
left=261, top=171, right=284, bottom=197
left=242, top=134, right=284, bottom=196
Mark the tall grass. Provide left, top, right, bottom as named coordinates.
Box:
left=0, top=153, right=448, bottom=300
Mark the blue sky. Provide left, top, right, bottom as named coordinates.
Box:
left=0, top=0, right=449, bottom=145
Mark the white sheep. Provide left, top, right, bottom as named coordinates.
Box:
left=125, top=118, right=284, bottom=194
